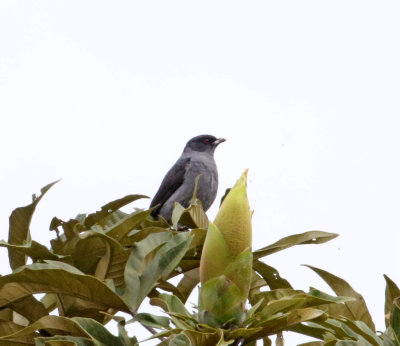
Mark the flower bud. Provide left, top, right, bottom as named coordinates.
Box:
left=214, top=170, right=252, bottom=255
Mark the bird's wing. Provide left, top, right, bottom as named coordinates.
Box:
left=150, top=156, right=191, bottom=216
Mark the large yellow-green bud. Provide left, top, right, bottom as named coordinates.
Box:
left=214, top=170, right=252, bottom=256
left=198, top=170, right=253, bottom=327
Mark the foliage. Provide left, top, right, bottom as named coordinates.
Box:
left=0, top=178, right=399, bottom=345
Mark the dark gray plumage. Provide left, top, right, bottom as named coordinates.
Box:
left=150, top=134, right=225, bottom=222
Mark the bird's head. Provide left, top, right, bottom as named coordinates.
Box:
left=184, top=135, right=226, bottom=155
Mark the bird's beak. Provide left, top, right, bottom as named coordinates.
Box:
left=213, top=138, right=226, bottom=146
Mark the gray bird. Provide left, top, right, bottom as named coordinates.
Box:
left=150, top=134, right=226, bottom=222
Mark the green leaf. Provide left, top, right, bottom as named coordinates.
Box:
left=392, top=298, right=400, bottom=340
left=124, top=227, right=167, bottom=246
left=257, top=297, right=307, bottom=320
left=305, top=265, right=375, bottom=331
left=181, top=329, right=222, bottom=346
left=177, top=268, right=200, bottom=303
left=72, top=317, right=125, bottom=346
left=84, top=194, right=149, bottom=228
left=156, top=280, right=186, bottom=302
left=385, top=275, right=400, bottom=328
left=122, top=232, right=192, bottom=312
left=253, top=260, right=292, bottom=289
left=308, top=288, right=355, bottom=305
left=0, top=318, right=28, bottom=342
left=152, top=294, right=191, bottom=317
left=34, top=335, right=94, bottom=346
left=8, top=294, right=48, bottom=323
left=171, top=203, right=186, bottom=228
left=106, top=209, right=154, bottom=241
left=247, top=308, right=326, bottom=342
left=225, top=326, right=263, bottom=341
left=0, top=260, right=130, bottom=313
left=253, top=231, right=338, bottom=260
left=8, top=180, right=60, bottom=271
left=176, top=199, right=209, bottom=229
left=216, top=331, right=235, bottom=345
left=199, top=275, right=245, bottom=327
left=131, top=313, right=170, bottom=329
left=169, top=333, right=192, bottom=346
left=289, top=323, right=326, bottom=341
left=246, top=297, right=265, bottom=321
left=0, top=240, right=65, bottom=262
left=313, top=317, right=383, bottom=345
left=381, top=327, right=400, bottom=345
left=171, top=176, right=209, bottom=229
left=0, top=315, right=88, bottom=342
left=115, top=317, right=138, bottom=346
left=49, top=219, right=82, bottom=255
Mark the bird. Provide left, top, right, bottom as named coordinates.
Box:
left=150, top=134, right=226, bottom=223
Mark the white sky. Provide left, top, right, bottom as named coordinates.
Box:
left=1, top=1, right=400, bottom=344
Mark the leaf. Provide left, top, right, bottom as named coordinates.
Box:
left=381, top=327, right=400, bottom=345
left=312, top=317, right=382, bottom=345
left=349, top=320, right=382, bottom=345
left=123, top=227, right=167, bottom=246
left=177, top=268, right=200, bottom=303
left=169, top=333, right=192, bottom=346
left=41, top=293, right=58, bottom=312
left=253, top=231, right=338, bottom=260
left=172, top=199, right=209, bottom=230
left=80, top=230, right=125, bottom=253
left=308, top=288, right=355, bottom=305
left=385, top=275, right=400, bottom=328
left=0, top=240, right=65, bottom=262
left=131, top=313, right=170, bottom=329
left=84, top=194, right=149, bottom=228
left=226, top=326, right=263, bottom=341
left=122, top=232, right=192, bottom=312
left=257, top=297, right=307, bottom=320
left=55, top=293, right=117, bottom=323
left=34, top=335, right=94, bottom=346
left=216, top=331, right=235, bottom=345
left=0, top=261, right=130, bottom=313
left=253, top=260, right=292, bottom=290
left=246, top=297, right=265, bottom=321
left=199, top=275, right=245, bottom=327
left=106, top=209, right=154, bottom=241
left=305, top=265, right=375, bottom=331
left=94, top=239, right=111, bottom=280
left=182, top=329, right=222, bottom=346
left=8, top=180, right=60, bottom=270
left=392, top=298, right=400, bottom=340
left=0, top=319, right=27, bottom=340
left=72, top=317, right=125, bottom=346
left=288, top=323, right=326, bottom=341
left=188, top=228, right=207, bottom=250
left=0, top=315, right=88, bottom=341
left=72, top=237, right=108, bottom=275
left=50, top=219, right=82, bottom=255
left=115, top=317, right=138, bottom=346
left=106, top=250, right=130, bottom=288
left=8, top=295, right=48, bottom=323
left=246, top=308, right=326, bottom=342
left=151, top=293, right=191, bottom=317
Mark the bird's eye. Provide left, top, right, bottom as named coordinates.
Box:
left=202, top=139, right=210, bottom=144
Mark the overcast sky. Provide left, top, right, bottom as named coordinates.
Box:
left=1, top=1, right=400, bottom=344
